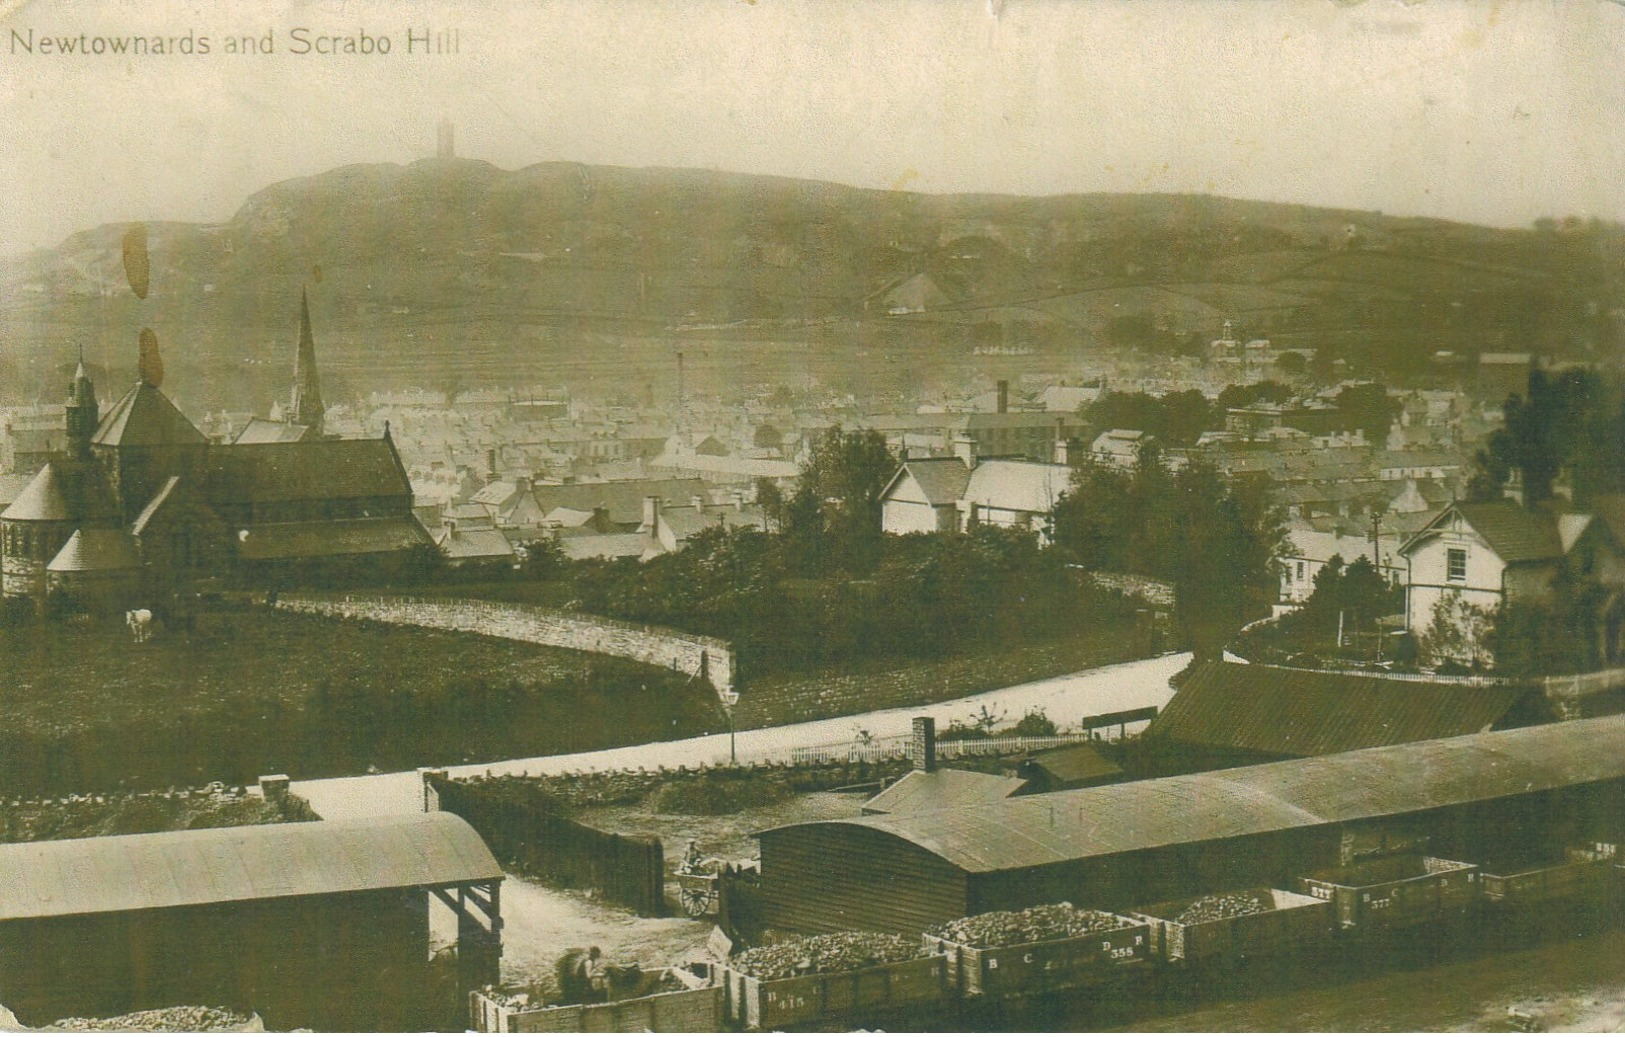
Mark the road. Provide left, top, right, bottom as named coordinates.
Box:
left=294, top=650, right=1190, bottom=820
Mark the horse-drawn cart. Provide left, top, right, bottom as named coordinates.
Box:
left=676, top=865, right=720, bottom=918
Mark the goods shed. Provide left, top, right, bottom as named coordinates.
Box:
left=0, top=814, right=503, bottom=1031
left=758, top=716, right=1625, bottom=934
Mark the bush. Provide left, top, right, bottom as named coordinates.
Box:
left=1010, top=708, right=1057, bottom=738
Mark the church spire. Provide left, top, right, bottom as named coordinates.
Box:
left=65, top=347, right=99, bottom=456
left=289, top=288, right=325, bottom=436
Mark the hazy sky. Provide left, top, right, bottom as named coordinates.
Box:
left=3, top=0, right=1624, bottom=254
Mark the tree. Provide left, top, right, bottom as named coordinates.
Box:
left=1332, top=382, right=1401, bottom=444
left=1275, top=351, right=1307, bottom=377
left=1470, top=366, right=1619, bottom=509
left=1164, top=463, right=1285, bottom=662
left=783, top=426, right=897, bottom=573
left=1216, top=380, right=1293, bottom=412
left=1419, top=591, right=1494, bottom=671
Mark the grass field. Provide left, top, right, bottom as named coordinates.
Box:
left=0, top=609, right=720, bottom=796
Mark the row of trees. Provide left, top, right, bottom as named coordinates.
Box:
left=1080, top=380, right=1400, bottom=448
left=1469, top=366, right=1625, bottom=508
left=1051, top=451, right=1285, bottom=660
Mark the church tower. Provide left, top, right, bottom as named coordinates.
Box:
left=289, top=288, right=325, bottom=437
left=65, top=354, right=99, bottom=457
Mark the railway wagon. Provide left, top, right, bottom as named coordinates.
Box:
left=718, top=955, right=947, bottom=1031
left=1129, top=888, right=1332, bottom=964
left=1296, top=855, right=1479, bottom=930
left=468, top=973, right=723, bottom=1033
left=1479, top=845, right=1618, bottom=908
left=921, top=913, right=1148, bottom=997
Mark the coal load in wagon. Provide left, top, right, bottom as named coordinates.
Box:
left=921, top=902, right=1149, bottom=997
left=719, top=932, right=947, bottom=1031
left=1129, top=888, right=1333, bottom=964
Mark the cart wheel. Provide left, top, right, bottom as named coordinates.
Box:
left=680, top=887, right=711, bottom=917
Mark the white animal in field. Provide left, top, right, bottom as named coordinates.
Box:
left=126, top=609, right=154, bottom=643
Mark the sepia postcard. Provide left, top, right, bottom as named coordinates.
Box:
left=2, top=0, right=1624, bottom=1031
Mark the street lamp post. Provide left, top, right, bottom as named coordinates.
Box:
left=719, top=689, right=740, bottom=765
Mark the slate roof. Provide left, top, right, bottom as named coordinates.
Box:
left=1405, top=501, right=1564, bottom=564
left=92, top=383, right=207, bottom=447
left=764, top=714, right=1625, bottom=875
left=659, top=504, right=767, bottom=540
left=888, top=458, right=971, bottom=506
left=1146, top=661, right=1532, bottom=759
left=233, top=418, right=312, bottom=444
left=199, top=439, right=410, bottom=504
left=236, top=518, right=432, bottom=561
left=863, top=768, right=1027, bottom=815
left=0, top=460, right=117, bottom=524
left=435, top=526, right=516, bottom=560
left=963, top=459, right=1071, bottom=514
left=47, top=528, right=141, bottom=572
left=532, top=478, right=708, bottom=528
left=0, top=814, right=500, bottom=922
left=556, top=530, right=653, bottom=560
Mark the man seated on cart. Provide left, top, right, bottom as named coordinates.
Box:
left=678, top=838, right=707, bottom=875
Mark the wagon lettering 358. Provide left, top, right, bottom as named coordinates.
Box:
left=1, top=1, right=1622, bottom=1033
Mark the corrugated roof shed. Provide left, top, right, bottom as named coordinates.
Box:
left=764, top=714, right=1625, bottom=874
left=1147, top=661, right=1532, bottom=758
left=863, top=769, right=1027, bottom=815
left=1023, top=744, right=1124, bottom=785
left=0, top=814, right=501, bottom=922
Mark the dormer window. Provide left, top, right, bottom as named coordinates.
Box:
left=1447, top=547, right=1467, bottom=582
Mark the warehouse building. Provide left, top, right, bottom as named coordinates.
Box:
left=0, top=814, right=503, bottom=1031
left=757, top=716, right=1625, bottom=934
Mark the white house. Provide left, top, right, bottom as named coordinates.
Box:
left=878, top=450, right=1071, bottom=544
left=878, top=458, right=972, bottom=534
left=1398, top=499, right=1625, bottom=657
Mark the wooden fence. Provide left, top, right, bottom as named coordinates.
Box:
left=430, top=776, right=666, bottom=917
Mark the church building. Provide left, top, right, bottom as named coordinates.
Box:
left=0, top=295, right=433, bottom=611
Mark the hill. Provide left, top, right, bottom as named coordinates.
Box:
left=2, top=159, right=1621, bottom=408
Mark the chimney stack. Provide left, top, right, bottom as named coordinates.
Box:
left=486, top=447, right=498, bottom=480
left=641, top=495, right=662, bottom=533
left=1054, top=417, right=1069, bottom=465
left=910, top=717, right=937, bottom=773
left=952, top=434, right=976, bottom=467
left=997, top=380, right=1009, bottom=414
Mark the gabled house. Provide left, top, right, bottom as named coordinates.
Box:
left=1399, top=499, right=1625, bottom=660
left=878, top=458, right=971, bottom=534
left=877, top=447, right=1071, bottom=544
left=1089, top=429, right=1152, bottom=471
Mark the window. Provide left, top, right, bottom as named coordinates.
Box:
left=1447, top=548, right=1467, bottom=582
left=1296, top=561, right=1307, bottom=581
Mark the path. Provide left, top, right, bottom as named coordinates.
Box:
left=294, top=651, right=1190, bottom=820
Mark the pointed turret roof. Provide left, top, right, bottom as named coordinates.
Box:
left=47, top=528, right=141, bottom=573
left=0, top=459, right=117, bottom=523
left=92, top=383, right=206, bottom=448
left=290, top=288, right=325, bottom=434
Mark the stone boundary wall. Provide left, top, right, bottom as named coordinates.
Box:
left=1086, top=570, right=1176, bottom=607
left=277, top=593, right=735, bottom=698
